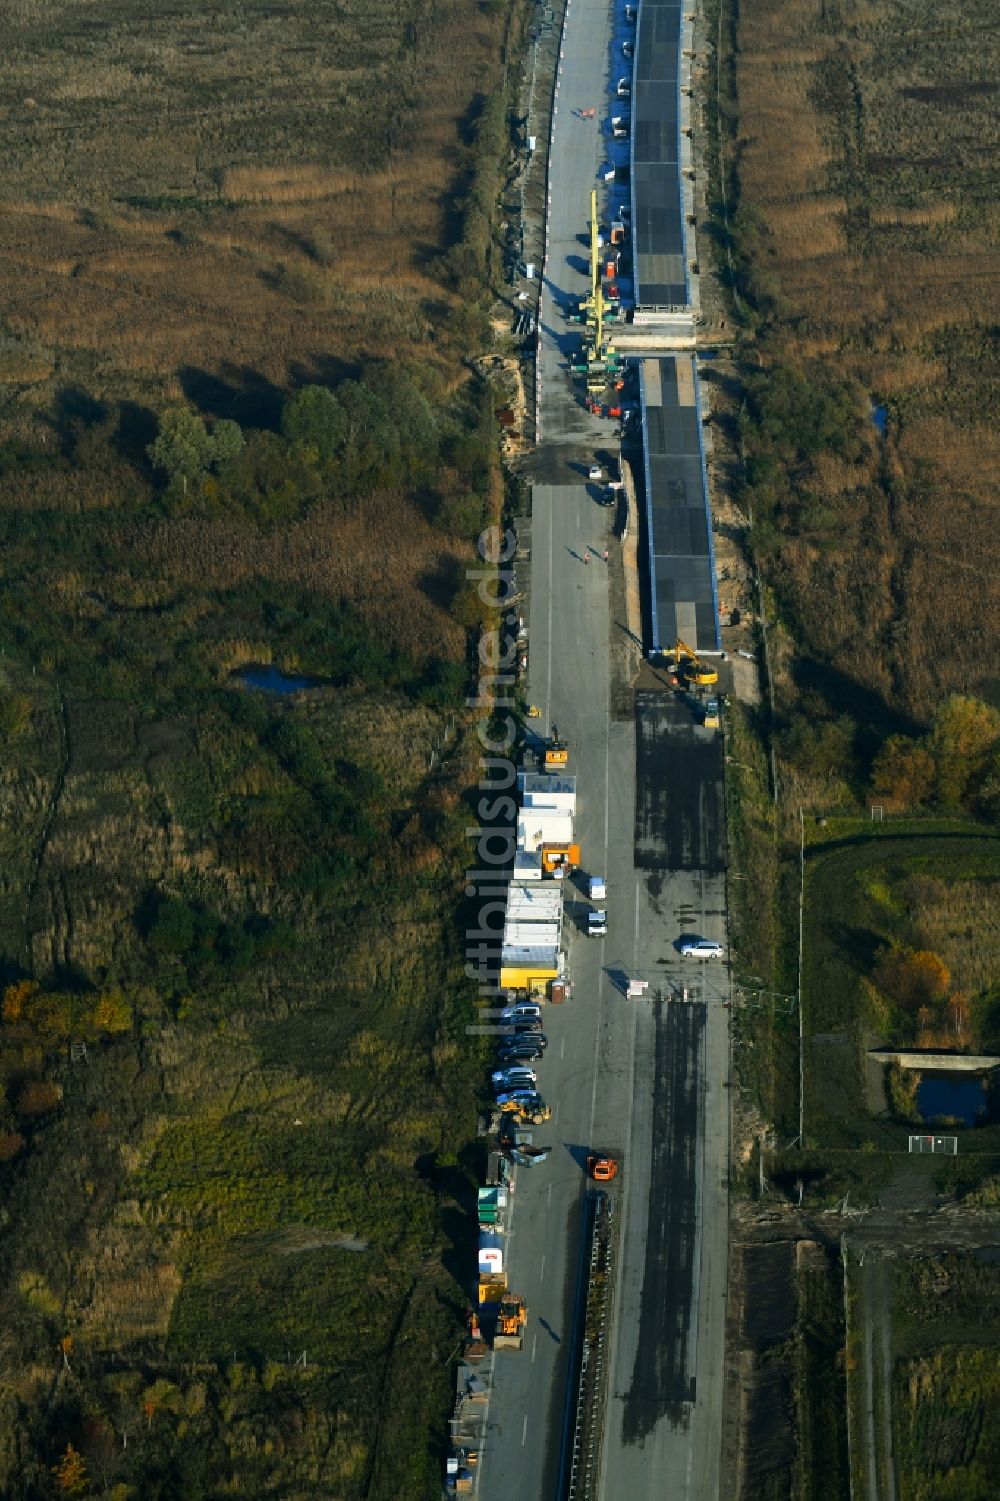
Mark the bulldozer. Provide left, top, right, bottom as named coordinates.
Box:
left=542, top=724, right=568, bottom=772
left=588, top=1154, right=620, bottom=1182
left=494, top=1293, right=528, bottom=1351
left=670, top=639, right=718, bottom=687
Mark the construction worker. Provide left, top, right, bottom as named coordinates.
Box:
left=583, top=550, right=591, bottom=564
left=602, top=549, right=609, bottom=562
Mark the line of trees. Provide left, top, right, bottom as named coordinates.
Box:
left=870, top=695, right=1000, bottom=818
left=146, top=365, right=494, bottom=533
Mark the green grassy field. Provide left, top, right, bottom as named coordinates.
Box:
left=893, top=1255, right=1000, bottom=1501
left=800, top=824, right=1000, bottom=1148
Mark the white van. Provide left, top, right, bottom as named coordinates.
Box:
left=588, top=874, right=607, bottom=901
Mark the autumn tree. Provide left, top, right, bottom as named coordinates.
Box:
left=22, top=989, right=75, bottom=1041
left=91, top=990, right=132, bottom=1034
left=874, top=946, right=951, bottom=1013
left=16, top=1079, right=61, bottom=1117
left=52, top=1443, right=88, bottom=1495
left=2, top=979, right=39, bottom=1024
left=0, top=1131, right=25, bottom=1162
left=929, top=695, right=1000, bottom=808
left=870, top=734, right=935, bottom=810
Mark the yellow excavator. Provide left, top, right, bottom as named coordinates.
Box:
left=542, top=724, right=568, bottom=772
left=495, top=1293, right=528, bottom=1351
left=672, top=639, right=718, bottom=687
left=498, top=1097, right=552, bottom=1126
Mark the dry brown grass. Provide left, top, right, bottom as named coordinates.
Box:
left=0, top=0, right=507, bottom=405
left=905, top=876, right=1000, bottom=1001
left=736, top=0, right=1000, bottom=714
left=127, top=494, right=468, bottom=662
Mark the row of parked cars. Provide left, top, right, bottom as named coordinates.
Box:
left=490, top=1001, right=550, bottom=1118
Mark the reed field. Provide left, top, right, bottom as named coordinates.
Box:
left=0, top=0, right=507, bottom=410
left=732, top=0, right=1000, bottom=718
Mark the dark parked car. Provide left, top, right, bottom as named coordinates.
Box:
left=498, top=1040, right=544, bottom=1061
left=506, top=1030, right=548, bottom=1049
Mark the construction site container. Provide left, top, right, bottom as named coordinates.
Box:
left=502, top=921, right=561, bottom=950
left=486, top=1151, right=511, bottom=1188
left=477, top=1186, right=507, bottom=1228
left=512, top=848, right=544, bottom=881
left=518, top=772, right=577, bottom=813
left=478, top=1233, right=504, bottom=1277
left=518, top=810, right=574, bottom=850
left=506, top=882, right=563, bottom=924
left=500, top=946, right=563, bottom=991
left=478, top=1273, right=508, bottom=1306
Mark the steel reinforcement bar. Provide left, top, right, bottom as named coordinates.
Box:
left=563, top=1188, right=620, bottom=1501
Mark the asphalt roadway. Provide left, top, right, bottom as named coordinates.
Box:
left=473, top=0, right=730, bottom=1496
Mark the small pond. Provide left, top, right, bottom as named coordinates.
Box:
left=235, top=664, right=323, bottom=696
left=871, top=403, right=888, bottom=436
left=917, top=1071, right=991, bottom=1127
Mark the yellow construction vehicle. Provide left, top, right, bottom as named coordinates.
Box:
left=494, top=1293, right=528, bottom=1351
left=542, top=725, right=568, bottom=772
left=518, top=1102, right=551, bottom=1126
left=498, top=1097, right=551, bottom=1126
left=672, top=639, right=718, bottom=687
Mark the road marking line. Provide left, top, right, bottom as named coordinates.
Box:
left=545, top=495, right=554, bottom=724
left=522, top=1414, right=529, bottom=1446
left=540, top=1254, right=546, bottom=1282
left=634, top=874, right=641, bottom=978
left=547, top=1182, right=552, bottom=1208
left=532, top=1333, right=538, bottom=1363
left=561, top=1035, right=566, bottom=1060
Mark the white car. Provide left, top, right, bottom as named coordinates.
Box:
left=501, top=1002, right=542, bottom=1023
left=588, top=910, right=607, bottom=937
left=679, top=938, right=725, bottom=959
left=588, top=463, right=603, bottom=480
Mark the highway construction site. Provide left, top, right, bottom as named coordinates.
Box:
left=441, top=0, right=1000, bottom=1496
left=445, top=0, right=734, bottom=1495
